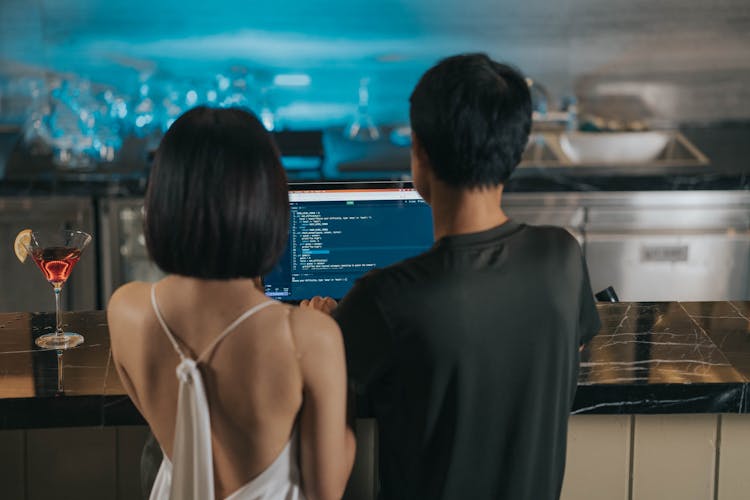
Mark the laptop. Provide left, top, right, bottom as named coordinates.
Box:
left=264, top=182, right=434, bottom=303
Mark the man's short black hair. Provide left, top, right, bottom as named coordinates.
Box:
left=409, top=53, right=532, bottom=188
left=144, top=106, right=289, bottom=279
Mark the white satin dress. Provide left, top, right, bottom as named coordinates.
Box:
left=148, top=285, right=306, bottom=500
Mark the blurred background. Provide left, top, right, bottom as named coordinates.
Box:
left=1, top=6, right=749, bottom=499
left=0, top=0, right=749, bottom=314
left=1, top=0, right=748, bottom=177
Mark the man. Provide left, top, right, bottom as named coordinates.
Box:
left=305, top=53, right=600, bottom=499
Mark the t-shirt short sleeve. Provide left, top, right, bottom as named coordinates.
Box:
left=579, top=254, right=601, bottom=345
left=333, top=275, right=393, bottom=387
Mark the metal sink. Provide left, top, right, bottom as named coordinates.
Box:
left=561, top=132, right=668, bottom=164
left=520, top=131, right=709, bottom=168
left=558, top=131, right=708, bottom=166
left=335, top=129, right=709, bottom=174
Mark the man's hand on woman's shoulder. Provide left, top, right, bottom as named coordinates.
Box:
left=300, top=296, right=338, bottom=316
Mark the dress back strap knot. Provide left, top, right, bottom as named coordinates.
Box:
left=176, top=358, right=198, bottom=383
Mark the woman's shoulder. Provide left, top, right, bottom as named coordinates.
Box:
left=108, top=281, right=153, bottom=321
left=109, top=280, right=152, bottom=303
left=107, top=281, right=157, bottom=350
left=287, top=306, right=343, bottom=356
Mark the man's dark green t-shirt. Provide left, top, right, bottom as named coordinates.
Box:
left=333, top=220, right=601, bottom=500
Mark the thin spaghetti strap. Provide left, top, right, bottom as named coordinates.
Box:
left=197, top=300, right=280, bottom=363
left=150, top=284, right=188, bottom=360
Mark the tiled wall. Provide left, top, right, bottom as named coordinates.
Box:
left=2, top=415, right=749, bottom=499
left=561, top=414, right=750, bottom=500
left=0, top=426, right=149, bottom=500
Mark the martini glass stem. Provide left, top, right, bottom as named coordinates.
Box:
left=54, top=286, right=63, bottom=337
left=57, top=350, right=64, bottom=392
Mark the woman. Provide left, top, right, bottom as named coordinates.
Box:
left=108, top=107, right=355, bottom=500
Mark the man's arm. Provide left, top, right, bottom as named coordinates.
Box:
left=301, top=278, right=393, bottom=419
left=332, top=277, right=394, bottom=388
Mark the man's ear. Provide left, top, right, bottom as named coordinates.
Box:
left=411, top=132, right=428, bottom=164
left=410, top=132, right=432, bottom=204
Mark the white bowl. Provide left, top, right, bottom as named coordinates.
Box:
left=559, top=132, right=670, bottom=164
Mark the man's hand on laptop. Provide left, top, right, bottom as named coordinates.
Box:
left=300, top=296, right=338, bottom=315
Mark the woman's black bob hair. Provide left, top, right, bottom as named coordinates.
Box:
left=144, top=106, right=289, bottom=280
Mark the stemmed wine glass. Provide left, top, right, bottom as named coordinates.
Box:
left=345, top=77, right=380, bottom=141
left=15, top=229, right=93, bottom=349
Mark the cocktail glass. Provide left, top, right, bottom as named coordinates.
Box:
left=22, top=230, right=92, bottom=349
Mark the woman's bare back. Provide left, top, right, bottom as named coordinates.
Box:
left=108, top=276, right=324, bottom=499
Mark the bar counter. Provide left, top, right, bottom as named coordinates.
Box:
left=1, top=301, right=750, bottom=430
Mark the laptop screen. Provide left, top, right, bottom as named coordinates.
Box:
left=264, top=186, right=434, bottom=302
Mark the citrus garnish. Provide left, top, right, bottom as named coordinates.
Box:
left=14, top=229, right=32, bottom=263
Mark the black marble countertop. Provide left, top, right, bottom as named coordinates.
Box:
left=574, top=301, right=750, bottom=415
left=2, top=302, right=750, bottom=429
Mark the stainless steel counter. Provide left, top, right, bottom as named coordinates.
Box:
left=505, top=191, right=750, bottom=301
left=93, top=190, right=750, bottom=304
left=2, top=187, right=750, bottom=311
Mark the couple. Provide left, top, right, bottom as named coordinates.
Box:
left=108, top=53, right=600, bottom=500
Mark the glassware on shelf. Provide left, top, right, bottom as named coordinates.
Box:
left=90, top=88, right=126, bottom=162
left=345, top=77, right=380, bottom=141
left=15, top=229, right=93, bottom=350
left=258, top=86, right=276, bottom=131
left=161, top=85, right=185, bottom=132
left=218, top=66, right=252, bottom=109
left=132, top=76, right=159, bottom=137
left=1, top=76, right=45, bottom=124
left=47, top=78, right=97, bottom=169
left=21, top=77, right=53, bottom=155
left=13, top=75, right=129, bottom=166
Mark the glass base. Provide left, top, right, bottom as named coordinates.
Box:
left=35, top=332, right=84, bottom=350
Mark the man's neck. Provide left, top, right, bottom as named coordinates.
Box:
left=430, top=182, right=508, bottom=241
